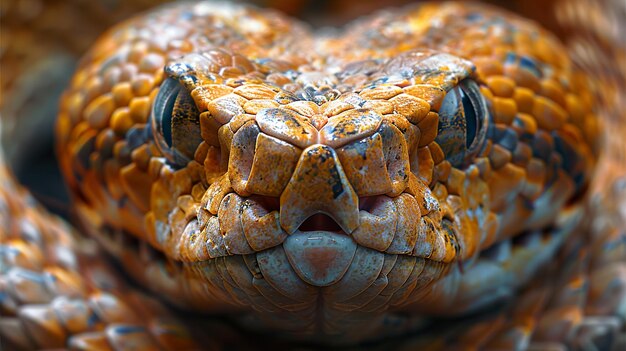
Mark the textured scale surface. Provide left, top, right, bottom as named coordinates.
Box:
left=2, top=0, right=626, bottom=349
left=54, top=0, right=600, bottom=340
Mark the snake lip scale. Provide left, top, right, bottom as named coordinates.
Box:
left=49, top=0, right=601, bottom=343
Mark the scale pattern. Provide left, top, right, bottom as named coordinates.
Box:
left=0, top=159, right=201, bottom=350
left=52, top=1, right=603, bottom=341
left=1, top=1, right=625, bottom=349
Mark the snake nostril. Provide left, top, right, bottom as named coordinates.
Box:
left=250, top=195, right=280, bottom=212
left=358, top=196, right=377, bottom=212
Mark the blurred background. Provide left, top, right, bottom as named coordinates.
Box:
left=0, top=0, right=624, bottom=223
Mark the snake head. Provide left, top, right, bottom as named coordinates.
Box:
left=56, top=1, right=599, bottom=342
left=145, top=48, right=497, bottom=313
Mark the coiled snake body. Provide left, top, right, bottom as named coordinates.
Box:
left=2, top=1, right=625, bottom=349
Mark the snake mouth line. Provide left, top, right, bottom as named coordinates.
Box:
left=169, top=190, right=460, bottom=265
left=95, top=209, right=573, bottom=297
left=299, top=213, right=344, bottom=232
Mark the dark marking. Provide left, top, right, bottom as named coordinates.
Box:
left=125, top=126, right=148, bottom=150
left=520, top=56, right=543, bottom=78
left=110, top=325, right=145, bottom=335
left=497, top=128, right=519, bottom=152
left=87, top=312, right=100, bottom=328
left=531, top=130, right=554, bottom=163
left=466, top=13, right=482, bottom=22
left=553, top=132, right=585, bottom=191
left=75, top=135, right=96, bottom=172
left=328, top=164, right=344, bottom=200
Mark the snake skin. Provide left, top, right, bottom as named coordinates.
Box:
left=0, top=155, right=204, bottom=350
left=2, top=1, right=626, bottom=349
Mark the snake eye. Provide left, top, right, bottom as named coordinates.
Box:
left=435, top=79, right=489, bottom=168
left=151, top=77, right=203, bottom=166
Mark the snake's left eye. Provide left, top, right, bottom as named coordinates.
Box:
left=435, top=79, right=489, bottom=168
left=151, top=77, right=203, bottom=166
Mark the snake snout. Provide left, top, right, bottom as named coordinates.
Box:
left=279, top=144, right=360, bottom=235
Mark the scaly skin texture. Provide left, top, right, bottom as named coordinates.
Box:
left=0, top=0, right=626, bottom=350
left=0, top=157, right=202, bottom=350
left=0, top=0, right=175, bottom=181
left=50, top=0, right=606, bottom=343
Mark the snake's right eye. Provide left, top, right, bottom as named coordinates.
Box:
left=435, top=79, right=489, bottom=168
left=151, top=77, right=202, bottom=167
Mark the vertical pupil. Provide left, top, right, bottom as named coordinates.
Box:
left=161, top=90, right=176, bottom=148
left=157, top=77, right=181, bottom=148
left=435, top=78, right=488, bottom=168
left=460, top=88, right=477, bottom=149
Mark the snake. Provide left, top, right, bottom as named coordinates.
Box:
left=1, top=1, right=625, bottom=349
